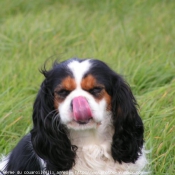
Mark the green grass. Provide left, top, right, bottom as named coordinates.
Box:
left=0, top=0, right=175, bottom=174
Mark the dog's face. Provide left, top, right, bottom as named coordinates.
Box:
left=53, top=59, right=111, bottom=130
left=31, top=58, right=144, bottom=170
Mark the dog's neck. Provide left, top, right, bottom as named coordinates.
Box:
left=69, top=114, right=114, bottom=147
left=70, top=129, right=99, bottom=146
left=68, top=116, right=114, bottom=171
left=68, top=117, right=147, bottom=174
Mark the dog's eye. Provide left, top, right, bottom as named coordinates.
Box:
left=89, top=87, right=103, bottom=96
left=56, top=89, right=70, bottom=97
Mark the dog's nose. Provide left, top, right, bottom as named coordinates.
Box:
left=72, top=96, right=92, bottom=123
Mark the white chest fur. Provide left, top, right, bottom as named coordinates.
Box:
left=69, top=123, right=147, bottom=175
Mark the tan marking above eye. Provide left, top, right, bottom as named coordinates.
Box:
left=81, top=75, right=111, bottom=110
left=54, top=76, right=76, bottom=110
left=54, top=76, right=76, bottom=93
left=60, top=76, right=76, bottom=91
left=81, top=75, right=97, bottom=90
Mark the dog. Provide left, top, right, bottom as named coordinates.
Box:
left=0, top=58, right=147, bottom=174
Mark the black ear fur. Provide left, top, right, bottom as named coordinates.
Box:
left=111, top=74, right=144, bottom=163
left=30, top=69, right=77, bottom=171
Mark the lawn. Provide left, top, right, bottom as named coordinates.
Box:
left=0, top=0, right=175, bottom=174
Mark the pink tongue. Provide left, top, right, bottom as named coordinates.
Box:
left=72, top=96, right=92, bottom=122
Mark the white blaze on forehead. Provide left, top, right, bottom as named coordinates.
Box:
left=68, top=60, right=91, bottom=86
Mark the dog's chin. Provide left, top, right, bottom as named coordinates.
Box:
left=66, top=119, right=101, bottom=130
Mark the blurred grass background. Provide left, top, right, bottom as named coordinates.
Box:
left=0, top=0, right=174, bottom=174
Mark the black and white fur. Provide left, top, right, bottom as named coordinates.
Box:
left=0, top=58, right=147, bottom=174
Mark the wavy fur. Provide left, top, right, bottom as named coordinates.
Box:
left=0, top=58, right=147, bottom=174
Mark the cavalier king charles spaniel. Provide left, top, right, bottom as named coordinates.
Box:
left=0, top=58, right=147, bottom=174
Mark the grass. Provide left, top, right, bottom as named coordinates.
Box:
left=0, top=0, right=175, bottom=174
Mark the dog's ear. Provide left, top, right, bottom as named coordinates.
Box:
left=111, top=74, right=144, bottom=163
left=30, top=68, right=76, bottom=171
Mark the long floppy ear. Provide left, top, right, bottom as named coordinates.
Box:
left=30, top=70, right=76, bottom=171
left=111, top=74, right=144, bottom=163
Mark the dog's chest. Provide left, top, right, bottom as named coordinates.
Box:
left=68, top=125, right=146, bottom=174
left=69, top=145, right=147, bottom=175
left=72, top=144, right=115, bottom=173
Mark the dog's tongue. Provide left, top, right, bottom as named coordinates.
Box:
left=72, top=96, right=92, bottom=123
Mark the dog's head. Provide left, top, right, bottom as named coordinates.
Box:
left=31, top=58, right=144, bottom=171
